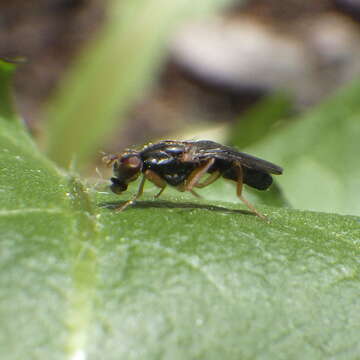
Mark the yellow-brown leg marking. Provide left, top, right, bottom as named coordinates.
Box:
left=185, top=158, right=215, bottom=191
left=116, top=176, right=146, bottom=212
left=144, top=169, right=167, bottom=198
left=234, top=164, right=267, bottom=220
left=194, top=171, right=221, bottom=188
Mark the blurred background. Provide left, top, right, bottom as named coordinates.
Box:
left=1, top=0, right=360, bottom=215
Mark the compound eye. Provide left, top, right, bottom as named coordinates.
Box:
left=122, top=155, right=141, bottom=169
left=112, top=154, right=142, bottom=185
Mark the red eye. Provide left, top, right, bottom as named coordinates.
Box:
left=122, top=156, right=141, bottom=169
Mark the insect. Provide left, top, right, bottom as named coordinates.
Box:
left=103, top=140, right=283, bottom=219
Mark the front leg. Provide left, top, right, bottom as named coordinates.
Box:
left=116, top=175, right=146, bottom=212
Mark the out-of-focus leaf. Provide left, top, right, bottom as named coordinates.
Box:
left=45, top=0, right=236, bottom=169
left=0, top=58, right=22, bottom=125
left=0, top=58, right=43, bottom=151
left=246, top=79, right=360, bottom=216
left=228, top=92, right=293, bottom=149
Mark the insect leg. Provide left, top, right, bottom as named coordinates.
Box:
left=190, top=189, right=202, bottom=198
left=234, top=164, right=267, bottom=220
left=194, top=171, right=221, bottom=188
left=184, top=158, right=215, bottom=191
left=154, top=187, right=166, bottom=198
left=144, top=169, right=167, bottom=198
left=116, top=175, right=146, bottom=212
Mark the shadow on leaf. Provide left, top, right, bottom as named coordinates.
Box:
left=99, top=200, right=254, bottom=216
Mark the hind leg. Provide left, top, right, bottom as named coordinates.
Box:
left=194, top=171, right=221, bottom=188
left=234, top=163, right=267, bottom=220
left=183, top=158, right=215, bottom=191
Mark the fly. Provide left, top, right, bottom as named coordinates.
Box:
left=103, top=140, right=283, bottom=220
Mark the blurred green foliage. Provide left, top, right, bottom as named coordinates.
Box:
left=45, top=0, right=235, bottom=169
left=228, top=92, right=293, bottom=149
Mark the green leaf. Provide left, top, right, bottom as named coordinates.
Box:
left=45, top=0, right=235, bottom=169
left=2, top=158, right=360, bottom=359
left=2, top=47, right=360, bottom=360
left=0, top=60, right=98, bottom=359
left=2, top=117, right=360, bottom=358
left=246, top=79, right=360, bottom=216
left=92, top=193, right=360, bottom=359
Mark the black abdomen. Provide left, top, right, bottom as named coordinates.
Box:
left=242, top=168, right=273, bottom=190
left=220, top=162, right=273, bottom=190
